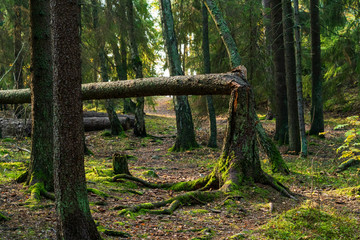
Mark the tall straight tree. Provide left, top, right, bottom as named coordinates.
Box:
left=50, top=0, right=100, bottom=238
left=26, top=0, right=54, bottom=193
left=159, top=0, right=198, bottom=151
left=92, top=0, right=123, bottom=136
left=270, top=0, right=288, bottom=145
left=126, top=0, right=146, bottom=137
left=282, top=0, right=301, bottom=153
left=309, top=0, right=324, bottom=135
left=294, top=0, right=307, bottom=156
left=202, top=2, right=217, bottom=148
left=203, top=0, right=289, bottom=174
left=13, top=0, right=24, bottom=118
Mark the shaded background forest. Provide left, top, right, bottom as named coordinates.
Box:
left=1, top=0, right=359, bottom=116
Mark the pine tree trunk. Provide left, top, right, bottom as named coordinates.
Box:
left=93, top=0, right=123, bottom=136
left=203, top=0, right=289, bottom=173
left=294, top=0, right=308, bottom=157
left=202, top=3, right=217, bottom=148
left=50, top=0, right=100, bottom=238
left=14, top=0, right=24, bottom=118
left=282, top=0, right=301, bottom=153
left=309, top=0, right=324, bottom=135
left=159, top=0, right=198, bottom=151
left=270, top=0, right=288, bottom=145
left=26, top=0, right=54, bottom=191
left=126, top=0, right=146, bottom=137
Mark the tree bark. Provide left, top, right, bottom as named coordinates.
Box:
left=282, top=0, right=301, bottom=153
left=26, top=0, right=54, bottom=191
left=13, top=0, right=24, bottom=118
left=204, top=0, right=289, bottom=173
left=294, top=0, right=308, bottom=157
left=92, top=0, right=123, bottom=136
left=159, top=0, right=198, bottom=151
left=270, top=0, right=288, bottom=145
left=309, top=0, right=324, bottom=135
left=50, top=0, right=100, bottom=238
left=202, top=2, right=217, bottom=148
left=126, top=0, right=146, bottom=137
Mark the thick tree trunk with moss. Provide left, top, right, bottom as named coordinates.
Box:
left=203, top=0, right=289, bottom=173
left=126, top=0, right=146, bottom=137
left=270, top=0, right=288, bottom=145
left=283, top=0, right=301, bottom=153
left=50, top=0, right=100, bottom=239
left=202, top=3, right=217, bottom=148
left=26, top=0, right=54, bottom=192
left=159, top=0, right=198, bottom=151
left=309, top=0, right=324, bottom=136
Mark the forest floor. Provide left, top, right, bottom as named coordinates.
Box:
left=1, top=96, right=360, bottom=239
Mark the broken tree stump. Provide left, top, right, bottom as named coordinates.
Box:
left=112, top=153, right=131, bottom=175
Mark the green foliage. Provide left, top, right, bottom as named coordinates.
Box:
left=336, top=116, right=360, bottom=163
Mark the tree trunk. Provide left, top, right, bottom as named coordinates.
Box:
left=14, top=0, right=24, bottom=119
left=203, top=0, right=241, bottom=68
left=50, top=0, right=100, bottom=238
left=26, top=0, right=54, bottom=191
left=282, top=0, right=301, bottom=153
left=294, top=0, right=308, bottom=157
left=112, top=153, right=131, bottom=175
left=270, top=0, right=288, bottom=145
left=126, top=0, right=146, bottom=137
left=202, top=3, right=217, bottom=148
left=309, top=0, right=324, bottom=135
left=93, top=0, right=123, bottom=136
left=203, top=0, right=289, bottom=173
left=159, top=0, right=198, bottom=151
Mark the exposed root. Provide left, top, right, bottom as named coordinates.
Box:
left=117, top=190, right=222, bottom=215
left=87, top=188, right=110, bottom=198
left=29, top=182, right=55, bottom=201
left=336, top=159, right=360, bottom=173
left=112, top=174, right=172, bottom=189
left=16, top=170, right=28, bottom=183
left=97, top=225, right=131, bottom=238
left=259, top=173, right=296, bottom=200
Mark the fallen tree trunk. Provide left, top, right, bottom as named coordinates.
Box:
left=0, top=115, right=134, bottom=137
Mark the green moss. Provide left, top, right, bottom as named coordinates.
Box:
left=142, top=170, right=159, bottom=178
left=183, top=209, right=209, bottom=215
left=256, top=204, right=360, bottom=239
left=97, top=225, right=131, bottom=238
left=87, top=188, right=110, bottom=198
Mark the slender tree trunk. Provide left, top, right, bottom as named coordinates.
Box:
left=204, top=0, right=289, bottom=173
left=159, top=0, right=198, bottom=151
left=202, top=3, right=217, bottom=148
left=270, top=0, right=288, bottom=145
left=309, top=0, right=324, bottom=135
left=50, top=0, right=100, bottom=238
left=282, top=0, right=301, bottom=153
left=294, top=0, right=308, bottom=157
left=26, top=0, right=54, bottom=191
left=92, top=0, right=123, bottom=135
left=14, top=0, right=24, bottom=118
left=126, top=0, right=146, bottom=137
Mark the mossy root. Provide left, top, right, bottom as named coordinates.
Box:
left=336, top=159, right=360, bottom=173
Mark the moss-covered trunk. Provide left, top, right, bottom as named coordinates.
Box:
left=159, top=0, right=198, bottom=151
left=126, top=0, right=146, bottom=137
left=26, top=0, right=54, bottom=191
left=51, top=0, right=100, bottom=238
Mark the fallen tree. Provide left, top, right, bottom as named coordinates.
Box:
left=0, top=114, right=134, bottom=137
left=0, top=71, right=294, bottom=213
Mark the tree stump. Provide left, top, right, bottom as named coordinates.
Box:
left=112, top=153, right=131, bottom=175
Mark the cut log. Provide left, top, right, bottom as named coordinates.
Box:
left=0, top=115, right=135, bottom=137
